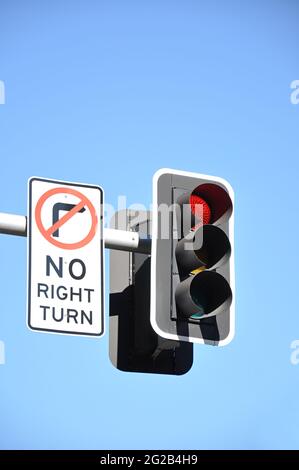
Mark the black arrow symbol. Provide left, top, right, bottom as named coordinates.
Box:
left=52, top=202, right=86, bottom=238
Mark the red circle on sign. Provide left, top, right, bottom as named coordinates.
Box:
left=35, top=187, right=98, bottom=250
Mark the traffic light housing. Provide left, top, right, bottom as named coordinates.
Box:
left=150, top=169, right=235, bottom=345
left=109, top=209, right=193, bottom=375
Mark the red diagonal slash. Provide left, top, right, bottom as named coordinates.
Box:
left=35, top=186, right=98, bottom=250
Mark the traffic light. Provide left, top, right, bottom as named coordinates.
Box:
left=150, top=169, right=235, bottom=345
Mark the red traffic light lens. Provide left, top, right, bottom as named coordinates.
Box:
left=191, top=183, right=232, bottom=225
left=189, top=194, right=211, bottom=226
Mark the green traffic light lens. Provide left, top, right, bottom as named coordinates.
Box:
left=175, top=270, right=233, bottom=320
left=189, top=271, right=232, bottom=319
left=190, top=312, right=204, bottom=320
left=190, top=292, right=206, bottom=318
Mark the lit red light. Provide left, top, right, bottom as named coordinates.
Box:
left=189, top=194, right=211, bottom=226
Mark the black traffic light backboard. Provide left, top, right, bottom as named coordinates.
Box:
left=109, top=209, right=193, bottom=375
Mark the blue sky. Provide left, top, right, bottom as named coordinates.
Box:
left=0, top=0, right=299, bottom=449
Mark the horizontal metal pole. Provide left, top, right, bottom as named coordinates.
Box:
left=0, top=213, right=26, bottom=237
left=0, top=212, right=151, bottom=254
left=104, top=228, right=151, bottom=254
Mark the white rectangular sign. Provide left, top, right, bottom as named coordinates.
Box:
left=27, top=177, right=104, bottom=336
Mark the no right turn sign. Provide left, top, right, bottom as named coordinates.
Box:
left=27, top=177, right=104, bottom=337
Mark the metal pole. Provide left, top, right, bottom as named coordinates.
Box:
left=0, top=212, right=151, bottom=255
